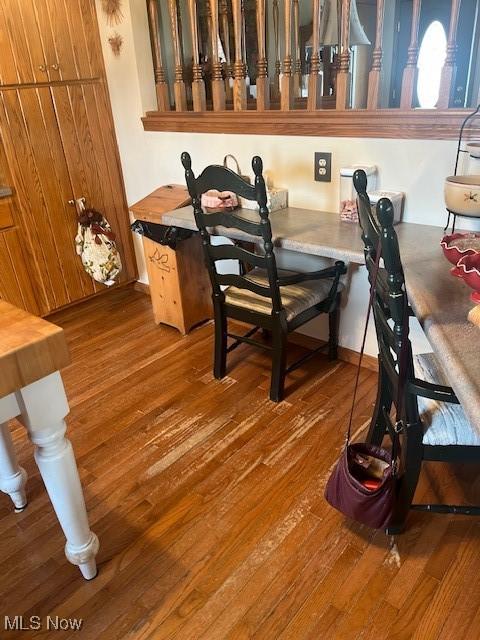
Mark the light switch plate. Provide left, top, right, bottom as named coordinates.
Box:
left=314, top=152, right=332, bottom=182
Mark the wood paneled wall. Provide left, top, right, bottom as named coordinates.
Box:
left=0, top=0, right=136, bottom=315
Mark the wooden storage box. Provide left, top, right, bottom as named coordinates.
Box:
left=130, top=185, right=212, bottom=334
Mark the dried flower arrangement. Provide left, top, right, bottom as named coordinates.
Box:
left=108, top=32, right=123, bottom=56
left=101, top=0, right=123, bottom=26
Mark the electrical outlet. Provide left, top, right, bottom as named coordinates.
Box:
left=314, top=152, right=332, bottom=182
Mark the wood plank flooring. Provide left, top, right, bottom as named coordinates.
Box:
left=1, top=286, right=480, bottom=639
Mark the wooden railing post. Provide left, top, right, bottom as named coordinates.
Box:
left=307, top=0, right=321, bottom=110
left=209, top=0, right=226, bottom=111
left=220, top=0, right=234, bottom=101
left=293, top=0, right=302, bottom=98
left=167, top=0, right=187, bottom=111
left=281, top=0, right=294, bottom=110
left=272, top=0, right=281, bottom=101
left=256, top=0, right=269, bottom=110
left=367, top=0, right=385, bottom=110
left=232, top=0, right=247, bottom=110
left=187, top=0, right=206, bottom=112
left=147, top=0, right=170, bottom=111
left=336, top=0, right=352, bottom=110
left=437, top=0, right=461, bottom=109
left=400, top=0, right=421, bottom=109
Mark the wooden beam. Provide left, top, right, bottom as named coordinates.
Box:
left=232, top=0, right=247, bottom=110
left=187, top=0, right=206, bottom=112
left=400, top=0, right=421, bottom=109
left=209, top=0, right=226, bottom=111
left=143, top=108, right=476, bottom=140
left=437, top=0, right=461, bottom=109
left=281, top=0, right=294, bottom=110
left=307, top=0, right=322, bottom=111
left=167, top=0, right=187, bottom=111
left=336, top=0, right=352, bottom=110
left=256, top=0, right=269, bottom=111
left=367, top=0, right=385, bottom=110
left=146, top=0, right=170, bottom=111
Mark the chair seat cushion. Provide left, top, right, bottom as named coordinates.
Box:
left=224, top=268, right=342, bottom=322
left=414, top=353, right=480, bottom=446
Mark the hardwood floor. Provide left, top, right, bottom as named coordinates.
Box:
left=1, top=285, right=480, bottom=639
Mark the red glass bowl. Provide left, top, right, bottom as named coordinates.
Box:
left=441, top=232, right=480, bottom=277
left=458, top=253, right=480, bottom=304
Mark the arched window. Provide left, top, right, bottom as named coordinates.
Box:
left=416, top=20, right=448, bottom=108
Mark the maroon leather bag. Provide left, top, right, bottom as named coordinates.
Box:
left=325, top=243, right=405, bottom=530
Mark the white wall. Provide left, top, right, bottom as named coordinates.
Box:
left=95, top=0, right=478, bottom=357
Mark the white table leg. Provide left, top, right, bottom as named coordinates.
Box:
left=0, top=422, right=27, bottom=511
left=15, top=372, right=99, bottom=580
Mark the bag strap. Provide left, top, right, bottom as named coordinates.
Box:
left=223, top=154, right=241, bottom=175
left=390, top=287, right=410, bottom=468
left=346, top=240, right=382, bottom=444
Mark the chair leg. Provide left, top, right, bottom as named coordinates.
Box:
left=270, top=323, right=287, bottom=402
left=328, top=293, right=341, bottom=361
left=386, top=421, right=423, bottom=535
left=213, top=302, right=227, bottom=379
left=367, top=361, right=392, bottom=447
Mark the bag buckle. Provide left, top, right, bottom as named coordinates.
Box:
left=394, top=420, right=404, bottom=434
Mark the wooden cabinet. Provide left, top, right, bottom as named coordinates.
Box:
left=0, top=0, right=103, bottom=85
left=0, top=0, right=136, bottom=315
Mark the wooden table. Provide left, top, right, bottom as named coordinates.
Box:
left=0, top=302, right=99, bottom=579
left=162, top=205, right=480, bottom=435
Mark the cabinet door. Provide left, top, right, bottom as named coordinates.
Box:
left=0, top=0, right=103, bottom=86
left=35, top=0, right=104, bottom=82
left=0, top=87, right=100, bottom=313
left=51, top=83, right=137, bottom=285
left=0, top=0, right=49, bottom=85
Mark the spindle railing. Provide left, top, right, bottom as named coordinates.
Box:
left=143, top=0, right=479, bottom=140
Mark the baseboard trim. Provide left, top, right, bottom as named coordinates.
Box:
left=134, top=281, right=150, bottom=296
left=288, top=332, right=378, bottom=372
left=133, top=280, right=378, bottom=372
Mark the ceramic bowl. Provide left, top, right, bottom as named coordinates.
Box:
left=440, top=232, right=480, bottom=277
left=458, top=253, right=480, bottom=303
left=466, top=143, right=480, bottom=159
left=444, top=176, right=480, bottom=216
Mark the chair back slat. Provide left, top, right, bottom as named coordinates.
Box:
left=217, top=274, right=271, bottom=298
left=182, top=152, right=283, bottom=314
left=200, top=211, right=262, bottom=236
left=195, top=165, right=257, bottom=200
left=208, top=244, right=267, bottom=269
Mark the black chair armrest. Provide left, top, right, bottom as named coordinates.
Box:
left=277, top=261, right=347, bottom=286
left=408, top=378, right=460, bottom=404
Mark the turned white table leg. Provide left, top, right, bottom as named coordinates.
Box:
left=0, top=422, right=28, bottom=511
left=15, top=372, right=99, bottom=580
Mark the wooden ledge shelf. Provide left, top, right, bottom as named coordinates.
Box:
left=142, top=108, right=473, bottom=140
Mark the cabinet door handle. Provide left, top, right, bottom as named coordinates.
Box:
left=50, top=63, right=60, bottom=71
left=68, top=197, right=86, bottom=216
left=38, top=64, right=47, bottom=72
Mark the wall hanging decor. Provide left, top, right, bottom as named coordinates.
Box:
left=101, top=0, right=123, bottom=26
left=108, top=32, right=123, bottom=57
left=75, top=207, right=122, bottom=286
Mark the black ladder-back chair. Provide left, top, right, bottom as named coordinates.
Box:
left=354, top=168, right=480, bottom=533
left=182, top=152, right=346, bottom=402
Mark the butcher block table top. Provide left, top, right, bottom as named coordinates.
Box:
left=0, top=301, right=70, bottom=398
left=162, top=205, right=480, bottom=434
